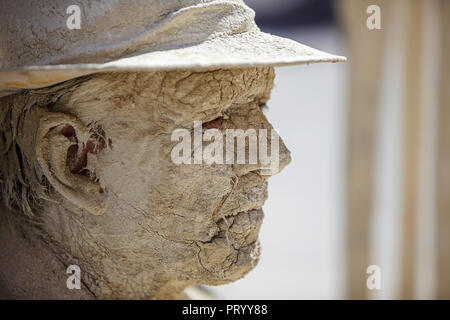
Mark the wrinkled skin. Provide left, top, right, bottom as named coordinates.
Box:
left=0, top=67, right=291, bottom=299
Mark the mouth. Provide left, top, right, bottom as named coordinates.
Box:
left=209, top=170, right=267, bottom=245
left=227, top=207, right=264, bottom=229
left=229, top=208, right=264, bottom=237
left=213, top=173, right=268, bottom=222
left=193, top=173, right=268, bottom=280
left=214, top=208, right=264, bottom=249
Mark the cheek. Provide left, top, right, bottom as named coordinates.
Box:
left=144, top=164, right=232, bottom=241
left=98, top=138, right=164, bottom=207
left=99, top=136, right=233, bottom=242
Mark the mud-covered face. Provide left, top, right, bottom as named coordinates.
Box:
left=44, top=68, right=291, bottom=295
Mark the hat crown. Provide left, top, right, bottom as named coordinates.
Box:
left=0, top=0, right=257, bottom=68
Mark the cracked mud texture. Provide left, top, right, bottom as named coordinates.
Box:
left=0, top=67, right=291, bottom=299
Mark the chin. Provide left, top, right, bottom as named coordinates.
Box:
left=199, top=239, right=262, bottom=286
left=195, top=209, right=264, bottom=285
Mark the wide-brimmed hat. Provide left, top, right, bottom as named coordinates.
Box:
left=0, top=0, right=346, bottom=97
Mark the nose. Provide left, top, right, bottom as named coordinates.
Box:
left=225, top=103, right=292, bottom=177
left=272, top=136, right=292, bottom=175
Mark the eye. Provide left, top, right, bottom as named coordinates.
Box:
left=202, top=117, right=223, bottom=130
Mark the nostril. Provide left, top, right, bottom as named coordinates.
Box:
left=258, top=102, right=268, bottom=111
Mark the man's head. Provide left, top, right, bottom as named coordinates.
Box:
left=0, top=67, right=291, bottom=298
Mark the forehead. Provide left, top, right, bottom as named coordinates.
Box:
left=81, top=67, right=273, bottom=98
left=66, top=67, right=275, bottom=123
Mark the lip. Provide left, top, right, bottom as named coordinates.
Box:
left=213, top=208, right=264, bottom=246
left=230, top=207, right=264, bottom=219
left=218, top=181, right=268, bottom=218
left=218, top=208, right=264, bottom=234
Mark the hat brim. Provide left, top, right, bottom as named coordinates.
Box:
left=0, top=30, right=346, bottom=97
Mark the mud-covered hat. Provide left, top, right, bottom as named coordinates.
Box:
left=0, top=0, right=346, bottom=97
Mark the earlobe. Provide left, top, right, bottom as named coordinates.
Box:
left=36, top=111, right=107, bottom=216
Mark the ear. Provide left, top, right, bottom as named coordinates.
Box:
left=36, top=111, right=107, bottom=216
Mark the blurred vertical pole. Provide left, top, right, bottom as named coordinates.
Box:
left=437, top=0, right=450, bottom=300
left=339, top=0, right=387, bottom=299
left=400, top=0, right=424, bottom=300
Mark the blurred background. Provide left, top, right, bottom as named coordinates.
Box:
left=205, top=0, right=449, bottom=299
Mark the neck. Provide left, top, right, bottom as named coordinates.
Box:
left=0, top=204, right=190, bottom=299
left=0, top=205, right=94, bottom=299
